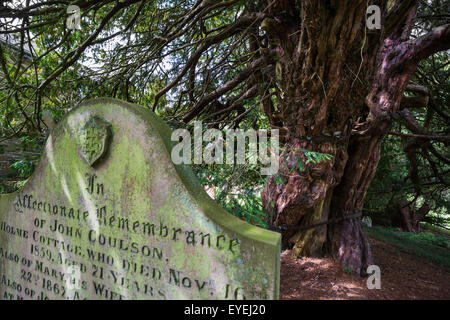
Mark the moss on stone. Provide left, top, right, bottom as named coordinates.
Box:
left=0, top=98, right=280, bottom=300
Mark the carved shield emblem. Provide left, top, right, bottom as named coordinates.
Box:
left=78, top=116, right=111, bottom=166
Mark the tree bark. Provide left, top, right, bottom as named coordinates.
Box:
left=260, top=0, right=449, bottom=275
left=261, top=0, right=382, bottom=275
left=327, top=135, right=382, bottom=274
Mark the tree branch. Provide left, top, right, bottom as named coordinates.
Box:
left=388, top=131, right=450, bottom=142
left=406, top=23, right=450, bottom=66
left=152, top=13, right=266, bottom=111
left=182, top=50, right=276, bottom=123
left=37, top=0, right=141, bottom=93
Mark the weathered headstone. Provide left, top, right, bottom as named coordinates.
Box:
left=0, top=98, right=280, bottom=300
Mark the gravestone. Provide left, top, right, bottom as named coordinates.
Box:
left=0, top=98, right=280, bottom=300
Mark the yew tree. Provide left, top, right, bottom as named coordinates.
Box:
left=1, top=0, right=449, bottom=274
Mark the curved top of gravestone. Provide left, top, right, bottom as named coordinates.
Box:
left=0, top=98, right=280, bottom=300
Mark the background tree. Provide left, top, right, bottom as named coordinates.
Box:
left=1, top=0, right=449, bottom=274
left=365, top=30, right=449, bottom=234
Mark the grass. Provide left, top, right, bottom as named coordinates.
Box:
left=363, top=225, right=450, bottom=270
left=420, top=222, right=450, bottom=237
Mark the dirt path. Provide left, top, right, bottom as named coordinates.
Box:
left=280, top=237, right=450, bottom=300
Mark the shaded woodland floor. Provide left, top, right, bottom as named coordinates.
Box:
left=280, top=237, right=450, bottom=300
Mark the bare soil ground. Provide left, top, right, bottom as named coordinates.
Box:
left=280, top=237, right=450, bottom=300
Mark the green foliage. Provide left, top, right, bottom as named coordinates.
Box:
left=299, top=148, right=333, bottom=165
left=195, top=164, right=269, bottom=229
left=0, top=179, right=28, bottom=194
left=220, top=188, right=268, bottom=229
left=288, top=148, right=333, bottom=171
left=421, top=222, right=450, bottom=237
left=364, top=226, right=450, bottom=269
left=343, top=266, right=353, bottom=274
left=273, top=172, right=287, bottom=185
left=10, top=160, right=34, bottom=178
left=271, top=148, right=333, bottom=186
left=193, top=142, right=333, bottom=228
left=400, top=231, right=450, bottom=249
left=18, top=136, right=40, bottom=151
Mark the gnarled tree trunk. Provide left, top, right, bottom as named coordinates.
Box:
left=390, top=201, right=431, bottom=233
left=260, top=0, right=449, bottom=275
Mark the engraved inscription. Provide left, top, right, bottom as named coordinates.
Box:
left=0, top=172, right=270, bottom=300
left=0, top=100, right=280, bottom=300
